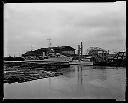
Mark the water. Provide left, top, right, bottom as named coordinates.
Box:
left=4, top=65, right=126, bottom=100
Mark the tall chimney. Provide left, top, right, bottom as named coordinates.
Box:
left=78, top=45, right=80, bottom=62
left=81, top=42, right=83, bottom=57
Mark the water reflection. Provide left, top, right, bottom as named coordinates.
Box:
left=4, top=66, right=126, bottom=100
left=97, top=69, right=107, bottom=81
left=77, top=66, right=83, bottom=86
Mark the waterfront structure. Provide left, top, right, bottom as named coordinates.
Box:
left=86, top=47, right=108, bottom=62
left=86, top=47, right=126, bottom=66
left=22, top=46, right=75, bottom=60
left=50, top=46, right=75, bottom=56
left=22, top=48, right=48, bottom=60
left=107, top=52, right=126, bottom=66
left=87, top=47, right=108, bottom=56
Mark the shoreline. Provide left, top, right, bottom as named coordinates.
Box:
left=4, top=62, right=64, bottom=84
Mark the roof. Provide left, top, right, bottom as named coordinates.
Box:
left=22, top=46, right=75, bottom=57
left=50, top=46, right=75, bottom=51
left=59, top=46, right=75, bottom=50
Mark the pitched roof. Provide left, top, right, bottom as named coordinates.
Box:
left=22, top=46, right=75, bottom=56
left=50, top=46, right=75, bottom=50
left=59, top=46, right=75, bottom=50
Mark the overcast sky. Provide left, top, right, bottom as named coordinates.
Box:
left=4, top=2, right=126, bottom=57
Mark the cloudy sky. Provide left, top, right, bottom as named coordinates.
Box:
left=4, top=2, right=126, bottom=57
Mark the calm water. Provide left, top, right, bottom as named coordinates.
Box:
left=4, top=65, right=126, bottom=100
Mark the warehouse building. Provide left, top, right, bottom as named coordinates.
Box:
left=22, top=46, right=75, bottom=60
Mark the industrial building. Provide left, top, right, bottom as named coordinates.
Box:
left=22, top=46, right=75, bottom=60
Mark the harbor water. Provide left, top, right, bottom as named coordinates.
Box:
left=4, top=65, right=126, bottom=100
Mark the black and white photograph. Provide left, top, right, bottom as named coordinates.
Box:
left=4, top=2, right=126, bottom=100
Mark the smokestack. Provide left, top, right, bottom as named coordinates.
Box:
left=81, top=42, right=83, bottom=57
left=78, top=45, right=80, bottom=61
